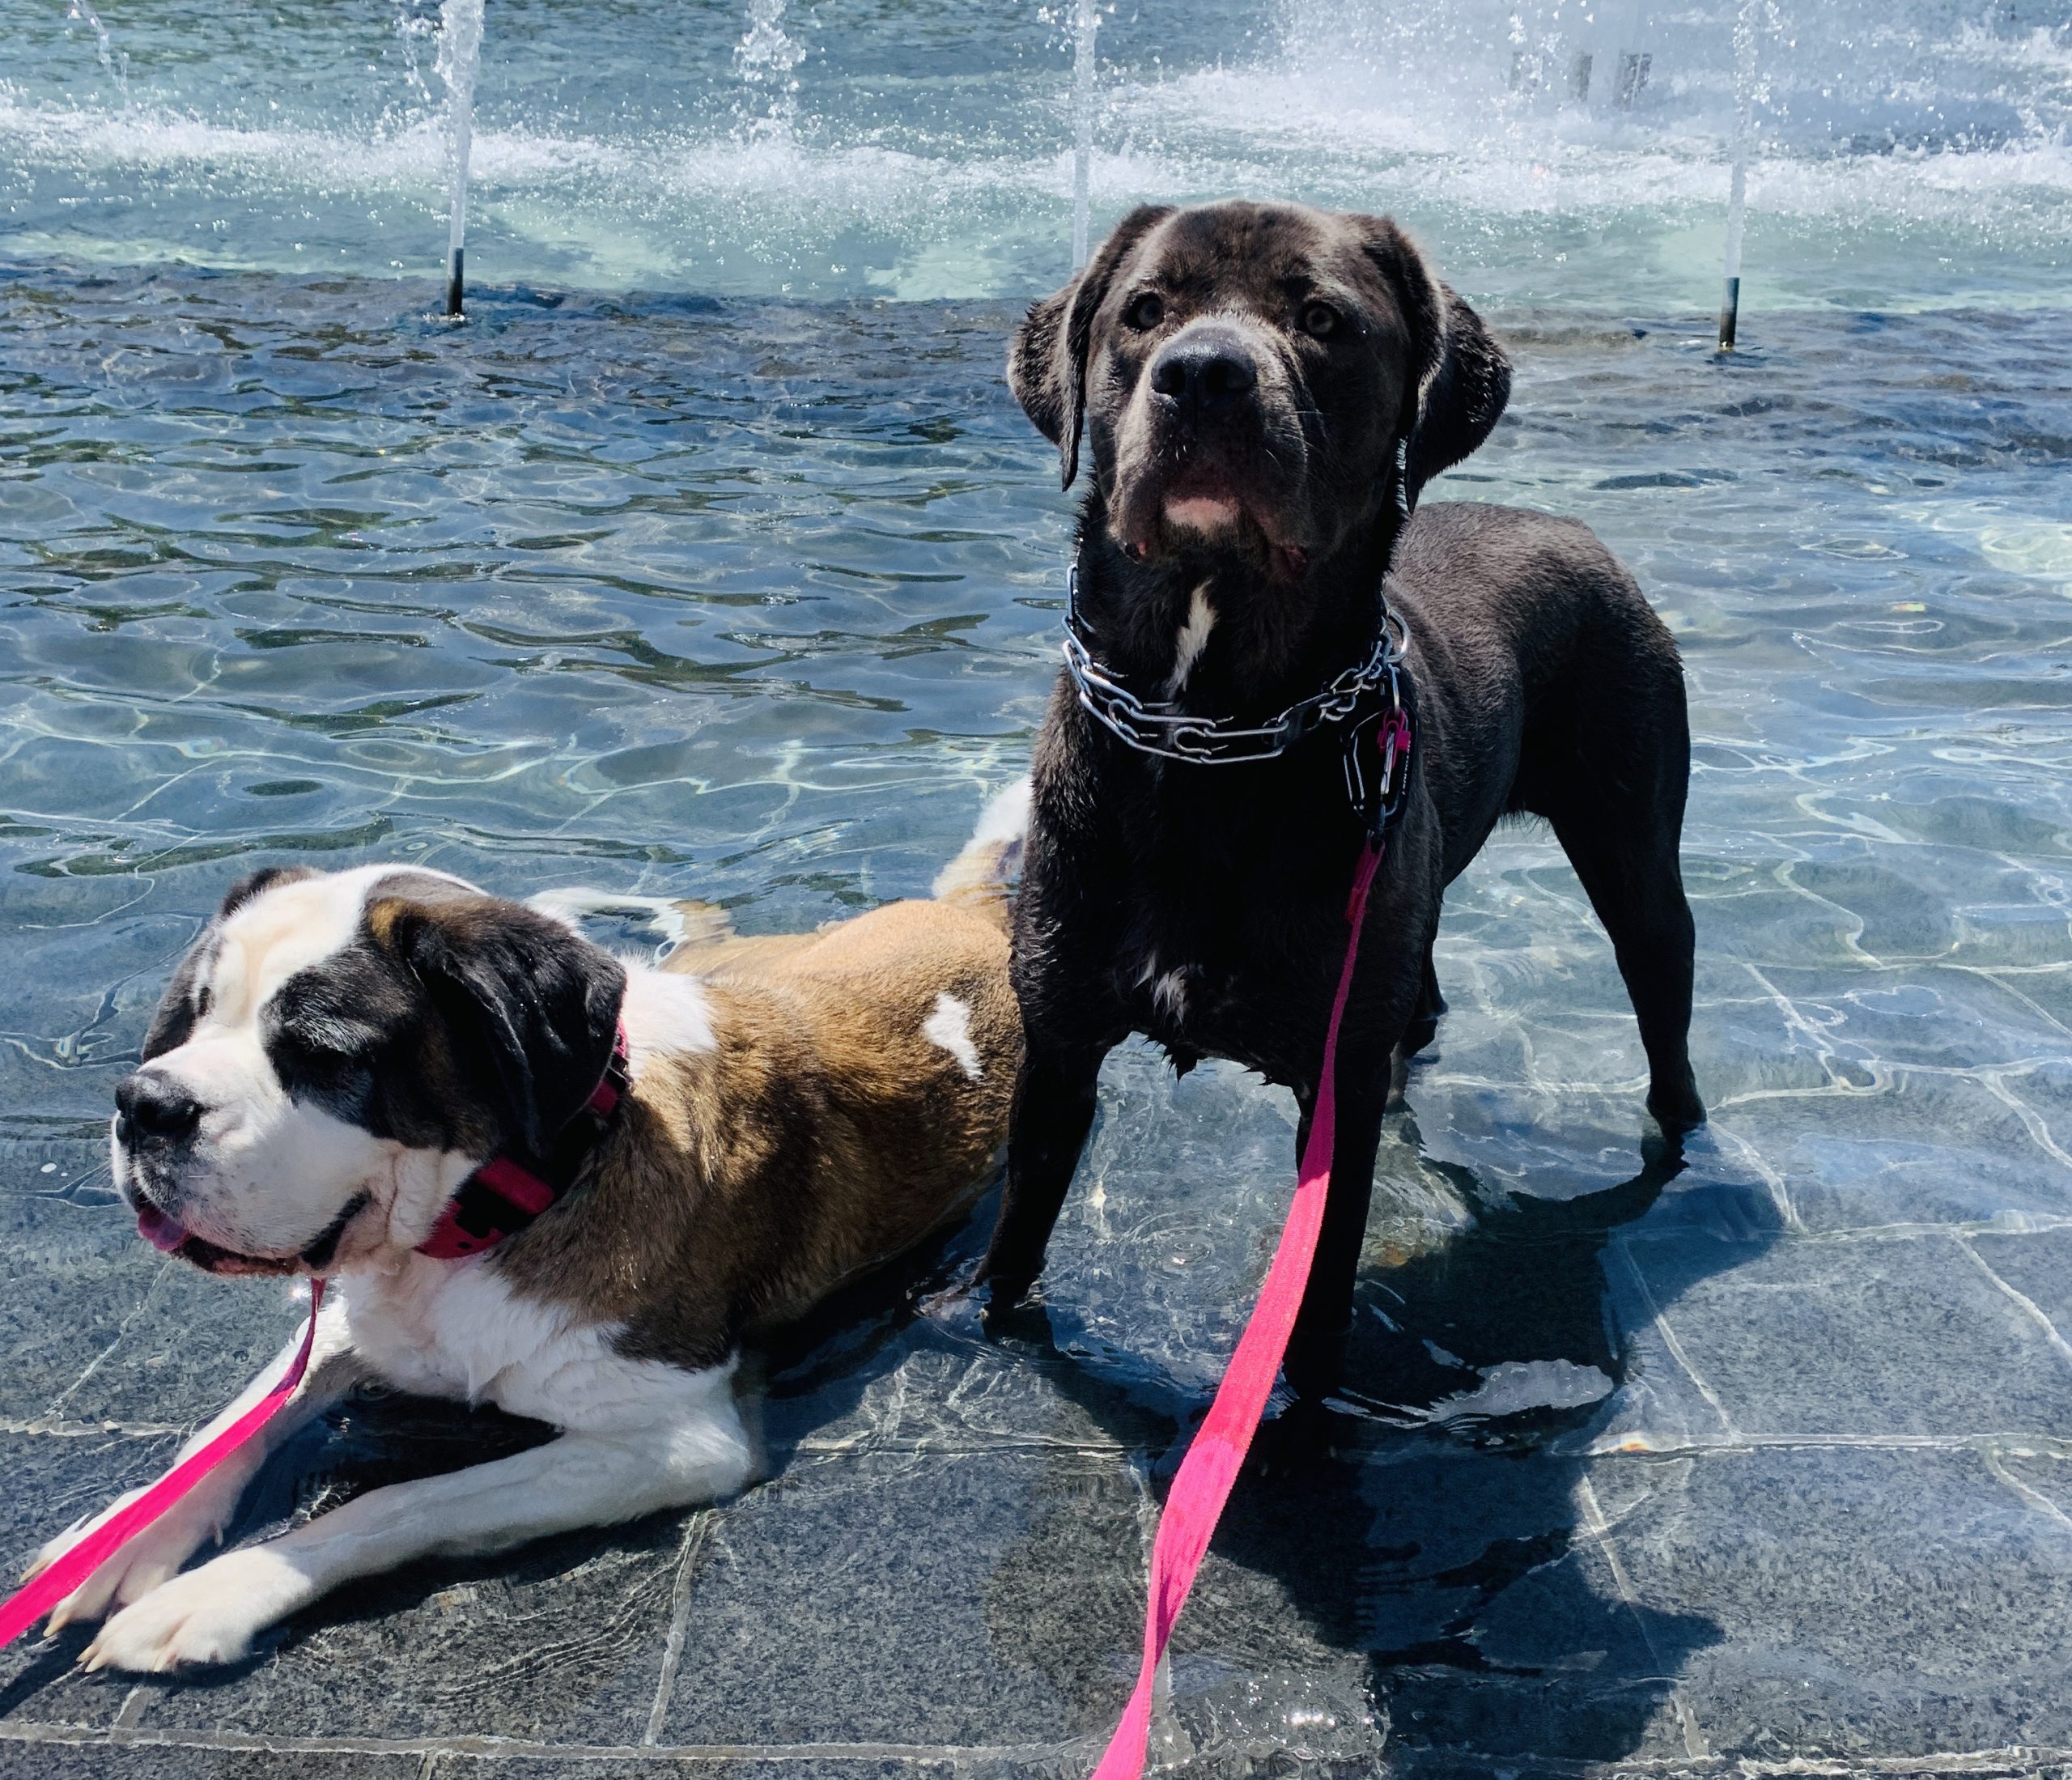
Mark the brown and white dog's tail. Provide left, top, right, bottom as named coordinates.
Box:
left=526, top=886, right=736, bottom=957
left=931, top=777, right=1031, bottom=923
left=532, top=780, right=1029, bottom=954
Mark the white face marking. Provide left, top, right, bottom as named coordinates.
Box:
left=922, top=992, right=984, bottom=1082
left=113, top=864, right=478, bottom=1268
left=1165, top=495, right=1242, bottom=536
left=1166, top=581, right=1216, bottom=696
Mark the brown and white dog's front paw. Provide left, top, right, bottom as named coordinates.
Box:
left=28, top=1486, right=229, bottom=1635
left=80, top=1546, right=310, bottom=1672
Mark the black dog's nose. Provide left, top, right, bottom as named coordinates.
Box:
left=115, top=1073, right=202, bottom=1146
left=1149, top=329, right=1259, bottom=417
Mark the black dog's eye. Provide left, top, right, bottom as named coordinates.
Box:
left=1123, top=291, right=1165, bottom=331
left=1301, top=300, right=1340, bottom=339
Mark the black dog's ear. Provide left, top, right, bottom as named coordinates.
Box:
left=1358, top=218, right=1511, bottom=504
left=373, top=894, right=626, bottom=1156
left=1008, top=204, right=1174, bottom=489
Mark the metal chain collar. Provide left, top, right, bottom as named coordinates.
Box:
left=1061, top=566, right=1408, bottom=767
left=1062, top=438, right=1416, bottom=768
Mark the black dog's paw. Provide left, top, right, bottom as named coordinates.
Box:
left=1245, top=1396, right=1351, bottom=1476
left=1646, top=1072, right=1706, bottom=1138
left=917, top=1270, right=990, bottom=1338
left=919, top=1271, right=1053, bottom=1345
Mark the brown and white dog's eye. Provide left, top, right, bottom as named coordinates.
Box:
left=1123, top=291, right=1165, bottom=332
left=1301, top=300, right=1340, bottom=339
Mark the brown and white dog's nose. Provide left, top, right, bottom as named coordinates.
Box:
left=1149, top=326, right=1259, bottom=421
left=115, top=1071, right=202, bottom=1147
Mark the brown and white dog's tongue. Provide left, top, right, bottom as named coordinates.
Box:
left=137, top=1204, right=189, bottom=1254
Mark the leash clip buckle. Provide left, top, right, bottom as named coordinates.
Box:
left=1342, top=680, right=1412, bottom=841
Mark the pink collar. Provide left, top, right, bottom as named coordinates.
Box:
left=416, top=1022, right=631, bottom=1261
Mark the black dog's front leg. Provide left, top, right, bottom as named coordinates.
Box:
left=979, top=1041, right=1111, bottom=1310
left=1284, top=1052, right=1391, bottom=1400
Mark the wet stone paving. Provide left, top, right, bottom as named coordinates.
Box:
left=2, top=272, right=2072, bottom=1778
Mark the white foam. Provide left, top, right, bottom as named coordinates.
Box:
left=1425, top=1359, right=1616, bottom=1423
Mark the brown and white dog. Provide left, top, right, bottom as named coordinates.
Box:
left=26, top=786, right=1026, bottom=1672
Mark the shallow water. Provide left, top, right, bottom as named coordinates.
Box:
left=5, top=0, right=2072, bottom=1772
left=2, top=261, right=2071, bottom=1772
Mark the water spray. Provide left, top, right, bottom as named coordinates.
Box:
left=66, top=0, right=130, bottom=104
left=1719, top=0, right=1759, bottom=352
left=1071, top=0, right=1099, bottom=270
left=438, top=0, right=485, bottom=317
left=737, top=0, right=806, bottom=144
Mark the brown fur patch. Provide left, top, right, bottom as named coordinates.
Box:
left=493, top=894, right=1020, bottom=1370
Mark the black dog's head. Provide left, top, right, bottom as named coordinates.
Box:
left=1010, top=200, right=1509, bottom=597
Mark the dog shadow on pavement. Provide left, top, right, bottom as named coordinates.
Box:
left=966, top=1111, right=1782, bottom=1774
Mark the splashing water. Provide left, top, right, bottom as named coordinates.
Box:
left=62, top=0, right=129, bottom=104
left=1072, top=0, right=1100, bottom=268
left=737, top=0, right=806, bottom=144
left=1717, top=0, right=1766, bottom=345
left=435, top=0, right=486, bottom=314
left=0, top=0, right=2066, bottom=306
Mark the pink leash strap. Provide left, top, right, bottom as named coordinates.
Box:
left=1091, top=839, right=1386, bottom=1780
left=0, top=1278, right=326, bottom=1650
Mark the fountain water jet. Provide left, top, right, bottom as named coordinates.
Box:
left=737, top=0, right=806, bottom=142
left=65, top=0, right=129, bottom=103
left=1718, top=0, right=1760, bottom=350
left=437, top=0, right=485, bottom=316
left=1071, top=0, right=1099, bottom=269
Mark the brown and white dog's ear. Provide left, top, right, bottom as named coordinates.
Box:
left=372, top=895, right=626, bottom=1157
left=1358, top=217, right=1512, bottom=505
left=1008, top=204, right=1174, bottom=489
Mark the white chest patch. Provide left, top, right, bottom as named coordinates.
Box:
left=1151, top=969, right=1190, bottom=1022
left=1166, top=583, right=1216, bottom=696
left=922, top=992, right=984, bottom=1081
left=337, top=1256, right=727, bottom=1436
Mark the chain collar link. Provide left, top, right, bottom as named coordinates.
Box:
left=1062, top=565, right=1408, bottom=767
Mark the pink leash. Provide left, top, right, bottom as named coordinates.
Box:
left=0, top=1278, right=325, bottom=1649
left=1090, top=838, right=1386, bottom=1780
left=0, top=1020, right=626, bottom=1650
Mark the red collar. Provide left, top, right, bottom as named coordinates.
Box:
left=416, top=1022, right=631, bottom=1261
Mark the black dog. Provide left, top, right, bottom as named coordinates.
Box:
left=978, top=201, right=1704, bottom=1391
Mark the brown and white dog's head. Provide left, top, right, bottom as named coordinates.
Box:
left=111, top=865, right=624, bottom=1277
left=1009, top=198, right=1509, bottom=593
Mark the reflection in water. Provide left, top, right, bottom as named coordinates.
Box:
left=967, top=1119, right=1775, bottom=1769
left=2, top=270, right=2070, bottom=1765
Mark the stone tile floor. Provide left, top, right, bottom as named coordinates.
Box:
left=6, top=1063, right=2072, bottom=1779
